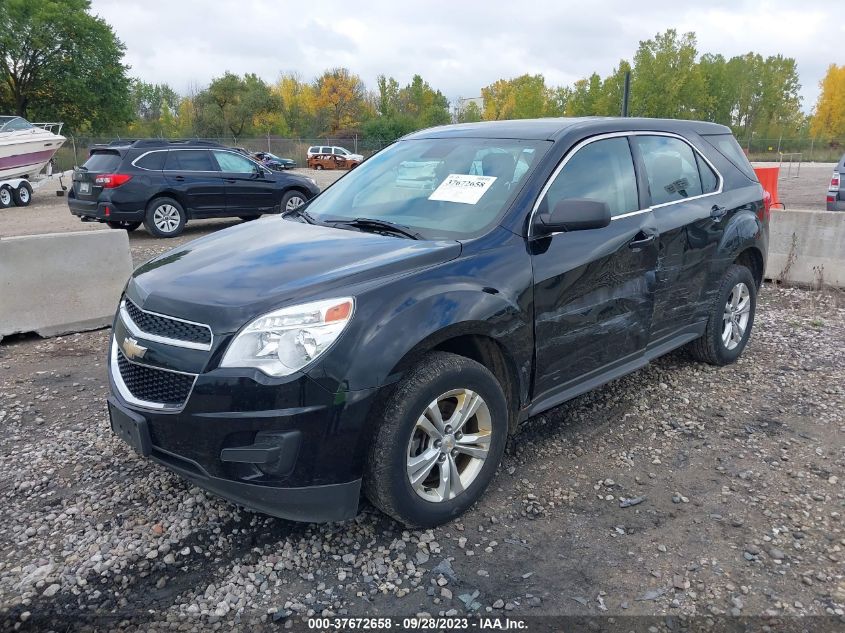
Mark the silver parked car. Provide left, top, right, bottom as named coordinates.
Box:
left=828, top=153, right=844, bottom=211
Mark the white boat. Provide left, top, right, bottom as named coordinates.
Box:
left=0, top=116, right=66, bottom=181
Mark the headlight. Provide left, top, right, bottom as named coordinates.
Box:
left=220, top=297, right=354, bottom=376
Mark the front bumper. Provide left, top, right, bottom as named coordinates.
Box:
left=107, top=333, right=380, bottom=522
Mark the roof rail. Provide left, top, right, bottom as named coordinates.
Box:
left=97, top=138, right=227, bottom=149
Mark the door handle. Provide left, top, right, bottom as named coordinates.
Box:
left=628, top=233, right=656, bottom=249
left=710, top=204, right=728, bottom=221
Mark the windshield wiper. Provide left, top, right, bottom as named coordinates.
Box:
left=283, top=206, right=317, bottom=224
left=327, top=218, right=422, bottom=240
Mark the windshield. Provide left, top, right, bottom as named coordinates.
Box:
left=0, top=116, right=33, bottom=133
left=305, top=138, right=551, bottom=239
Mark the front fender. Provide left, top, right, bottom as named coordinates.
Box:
left=306, top=228, right=534, bottom=398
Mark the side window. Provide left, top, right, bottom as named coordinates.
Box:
left=697, top=154, right=719, bottom=193
left=213, top=150, right=257, bottom=173
left=165, top=150, right=216, bottom=172
left=636, top=136, right=703, bottom=205
left=541, top=137, right=639, bottom=218
left=320, top=147, right=329, bottom=154
left=135, top=151, right=167, bottom=170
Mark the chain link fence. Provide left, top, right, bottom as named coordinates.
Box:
left=54, top=136, right=396, bottom=172
left=52, top=135, right=845, bottom=172
left=742, top=137, right=844, bottom=163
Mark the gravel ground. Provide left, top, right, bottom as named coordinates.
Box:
left=0, top=286, right=843, bottom=631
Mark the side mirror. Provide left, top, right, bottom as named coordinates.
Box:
left=535, top=198, right=611, bottom=234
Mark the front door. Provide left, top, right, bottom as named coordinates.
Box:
left=632, top=135, right=727, bottom=339
left=531, top=135, right=659, bottom=402
left=211, top=150, right=277, bottom=213
left=163, top=149, right=225, bottom=215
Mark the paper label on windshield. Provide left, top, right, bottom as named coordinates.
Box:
left=428, top=174, right=497, bottom=204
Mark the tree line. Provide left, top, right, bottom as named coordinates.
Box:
left=2, top=1, right=844, bottom=147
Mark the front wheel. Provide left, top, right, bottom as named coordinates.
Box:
left=144, top=197, right=186, bottom=238
left=688, top=264, right=757, bottom=365
left=281, top=190, right=307, bottom=212
left=364, top=352, right=508, bottom=528
left=12, top=181, right=32, bottom=206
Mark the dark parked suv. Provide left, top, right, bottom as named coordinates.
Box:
left=68, top=140, right=319, bottom=237
left=107, top=118, right=768, bottom=527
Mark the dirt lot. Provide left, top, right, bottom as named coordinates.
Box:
left=751, top=161, right=834, bottom=211
left=0, top=286, right=843, bottom=631
left=1, top=165, right=843, bottom=631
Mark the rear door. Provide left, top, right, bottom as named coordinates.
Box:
left=531, top=135, right=659, bottom=401
left=211, top=149, right=277, bottom=213
left=72, top=150, right=123, bottom=202
left=633, top=134, right=726, bottom=339
left=163, top=149, right=224, bottom=215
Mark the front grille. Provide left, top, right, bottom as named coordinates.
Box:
left=124, top=299, right=211, bottom=345
left=116, top=349, right=195, bottom=407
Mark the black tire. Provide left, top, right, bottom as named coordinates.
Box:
left=314, top=164, right=323, bottom=170
left=688, top=264, right=757, bottom=366
left=281, top=190, right=308, bottom=213
left=144, top=197, right=186, bottom=238
left=0, top=186, right=12, bottom=208
left=107, top=220, right=142, bottom=231
left=12, top=181, right=32, bottom=206
left=363, top=352, right=508, bottom=528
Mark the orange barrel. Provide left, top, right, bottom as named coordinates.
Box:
left=753, top=166, right=784, bottom=209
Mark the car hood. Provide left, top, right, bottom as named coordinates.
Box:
left=126, top=218, right=461, bottom=333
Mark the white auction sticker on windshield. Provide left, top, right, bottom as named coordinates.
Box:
left=428, top=174, right=497, bottom=204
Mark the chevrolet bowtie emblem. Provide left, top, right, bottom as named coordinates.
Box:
left=122, top=336, right=148, bottom=360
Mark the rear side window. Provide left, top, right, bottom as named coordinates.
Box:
left=164, top=150, right=216, bottom=172
left=697, top=155, right=719, bottom=193
left=83, top=151, right=122, bottom=172
left=636, top=136, right=703, bottom=205
left=542, top=137, right=639, bottom=218
left=134, top=151, right=167, bottom=170
left=702, top=134, right=757, bottom=181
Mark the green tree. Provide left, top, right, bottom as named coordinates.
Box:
left=629, top=29, right=707, bottom=118
left=482, top=74, right=552, bottom=120
left=193, top=72, right=279, bottom=140
left=397, top=74, right=450, bottom=127
left=565, top=73, right=603, bottom=116
left=0, top=0, right=131, bottom=133
left=457, top=100, right=483, bottom=123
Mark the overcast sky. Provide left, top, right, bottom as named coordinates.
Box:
left=91, top=0, right=838, bottom=113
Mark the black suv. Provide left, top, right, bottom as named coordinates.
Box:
left=107, top=118, right=769, bottom=527
left=68, top=140, right=320, bottom=237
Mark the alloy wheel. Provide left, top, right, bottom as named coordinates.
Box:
left=406, top=388, right=492, bottom=502
left=153, top=204, right=181, bottom=234
left=0, top=188, right=10, bottom=206
left=285, top=195, right=306, bottom=211
left=722, top=282, right=751, bottom=350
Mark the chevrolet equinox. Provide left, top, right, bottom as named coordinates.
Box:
left=107, top=118, right=769, bottom=527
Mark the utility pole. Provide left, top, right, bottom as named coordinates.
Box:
left=621, top=71, right=631, bottom=117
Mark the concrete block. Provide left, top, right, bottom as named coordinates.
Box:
left=0, top=230, right=132, bottom=341
left=767, top=209, right=845, bottom=288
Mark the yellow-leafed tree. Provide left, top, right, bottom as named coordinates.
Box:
left=811, top=64, right=845, bottom=138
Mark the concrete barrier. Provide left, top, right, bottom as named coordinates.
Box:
left=767, top=209, right=845, bottom=288
left=0, top=230, right=132, bottom=342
